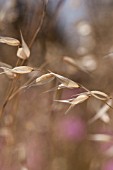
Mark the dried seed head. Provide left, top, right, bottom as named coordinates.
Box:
left=36, top=73, right=55, bottom=85
left=50, top=72, right=80, bottom=89
left=90, top=90, right=110, bottom=100
left=71, top=94, right=90, bottom=105
left=55, top=93, right=90, bottom=105
left=0, top=67, right=16, bottom=79
left=0, top=36, right=20, bottom=46
left=55, top=93, right=90, bottom=114
left=18, top=31, right=30, bottom=59
left=12, top=66, right=34, bottom=74
left=83, top=90, right=110, bottom=101
left=17, top=47, right=27, bottom=60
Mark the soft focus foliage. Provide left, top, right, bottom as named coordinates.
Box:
left=0, top=0, right=113, bottom=170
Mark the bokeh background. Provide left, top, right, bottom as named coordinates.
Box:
left=0, top=0, right=113, bottom=170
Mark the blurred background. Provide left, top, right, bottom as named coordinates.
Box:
left=0, top=0, right=113, bottom=170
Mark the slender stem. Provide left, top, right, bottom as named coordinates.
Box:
left=0, top=0, right=47, bottom=116
left=29, top=0, right=47, bottom=48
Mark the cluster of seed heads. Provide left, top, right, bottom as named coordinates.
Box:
left=0, top=34, right=113, bottom=144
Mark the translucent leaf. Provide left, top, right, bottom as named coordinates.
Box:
left=50, top=72, right=80, bottom=89
left=12, top=66, right=34, bottom=74
left=0, top=36, right=20, bottom=46
left=36, top=73, right=55, bottom=85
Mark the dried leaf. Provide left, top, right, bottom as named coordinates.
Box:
left=0, top=36, right=20, bottom=46
left=50, top=72, right=80, bottom=89
left=12, top=66, right=34, bottom=74
left=36, top=73, right=55, bottom=85
left=89, top=134, right=112, bottom=142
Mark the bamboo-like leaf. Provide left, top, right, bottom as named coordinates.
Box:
left=50, top=72, right=80, bottom=89
left=0, top=36, right=20, bottom=46
left=12, top=66, right=34, bottom=74
left=36, top=73, right=55, bottom=85
left=89, top=134, right=112, bottom=142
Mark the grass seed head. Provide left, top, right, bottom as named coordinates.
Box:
left=0, top=36, right=20, bottom=46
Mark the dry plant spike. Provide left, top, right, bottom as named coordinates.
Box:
left=81, top=89, right=110, bottom=101
left=0, top=36, right=20, bottom=46
left=50, top=72, right=80, bottom=89
left=89, top=99, right=112, bottom=124
left=0, top=67, right=16, bottom=78
left=90, top=90, right=110, bottom=100
left=12, top=66, right=34, bottom=74
left=89, top=134, right=112, bottom=142
left=36, top=73, right=55, bottom=85
left=55, top=93, right=90, bottom=114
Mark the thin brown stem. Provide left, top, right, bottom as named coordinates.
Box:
left=29, top=0, right=47, bottom=48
